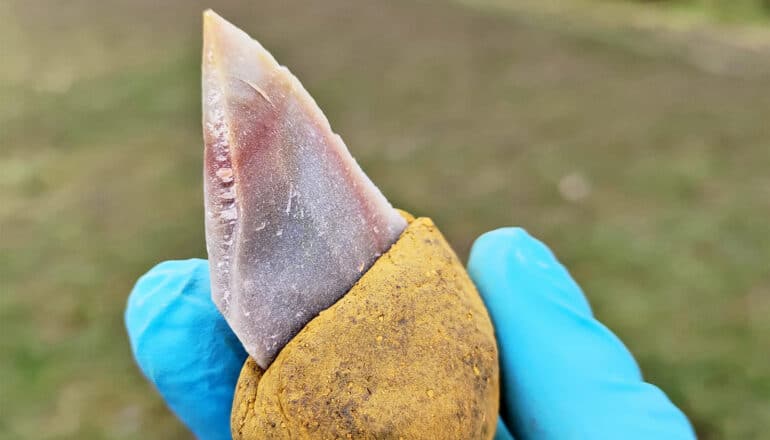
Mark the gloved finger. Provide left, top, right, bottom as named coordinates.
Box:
left=495, top=416, right=515, bottom=440
left=468, top=228, right=695, bottom=440
left=126, top=259, right=247, bottom=440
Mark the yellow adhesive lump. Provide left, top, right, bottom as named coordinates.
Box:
left=231, top=217, right=500, bottom=440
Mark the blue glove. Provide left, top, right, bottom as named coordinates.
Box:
left=469, top=228, right=695, bottom=439
left=126, top=260, right=246, bottom=440
left=126, top=228, right=695, bottom=440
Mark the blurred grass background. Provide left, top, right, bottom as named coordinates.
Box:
left=634, top=0, right=770, bottom=23
left=1, top=0, right=769, bottom=438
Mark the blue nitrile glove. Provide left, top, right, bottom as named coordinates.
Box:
left=126, top=229, right=695, bottom=440
left=469, top=228, right=695, bottom=440
left=126, top=260, right=246, bottom=440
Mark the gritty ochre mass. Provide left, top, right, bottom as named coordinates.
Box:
left=232, top=216, right=499, bottom=440
left=202, top=10, right=500, bottom=440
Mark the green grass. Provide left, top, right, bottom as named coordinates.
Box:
left=2, top=0, right=769, bottom=439
left=638, top=0, right=770, bottom=23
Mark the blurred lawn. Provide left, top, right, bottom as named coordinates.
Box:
left=637, top=0, right=770, bottom=23
left=1, top=0, right=769, bottom=439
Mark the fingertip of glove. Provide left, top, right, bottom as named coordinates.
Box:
left=132, top=259, right=209, bottom=298
left=125, top=259, right=210, bottom=350
left=469, top=227, right=594, bottom=317
left=471, top=227, right=534, bottom=255
left=469, top=227, right=560, bottom=277
left=127, top=259, right=209, bottom=308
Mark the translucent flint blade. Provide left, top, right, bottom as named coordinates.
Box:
left=202, top=11, right=407, bottom=368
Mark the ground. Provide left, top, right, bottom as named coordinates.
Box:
left=1, top=1, right=769, bottom=439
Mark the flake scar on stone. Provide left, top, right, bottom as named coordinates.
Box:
left=240, top=78, right=274, bottom=106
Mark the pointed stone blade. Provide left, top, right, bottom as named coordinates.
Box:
left=202, top=10, right=407, bottom=368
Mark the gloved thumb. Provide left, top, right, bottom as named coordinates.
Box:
left=468, top=228, right=695, bottom=440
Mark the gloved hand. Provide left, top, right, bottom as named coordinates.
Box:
left=126, top=228, right=696, bottom=440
